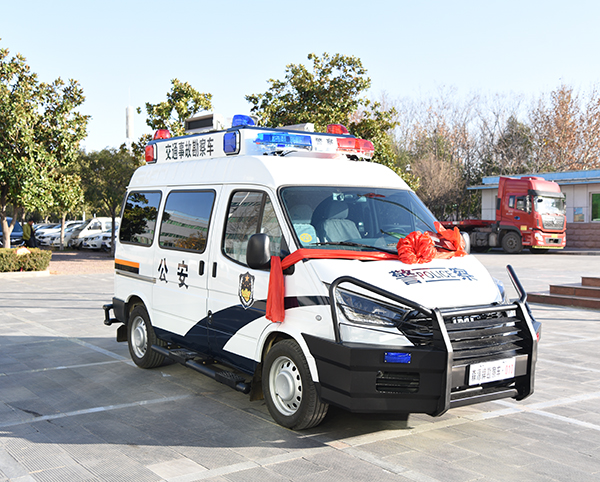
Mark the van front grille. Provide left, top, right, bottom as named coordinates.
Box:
left=376, top=371, right=420, bottom=394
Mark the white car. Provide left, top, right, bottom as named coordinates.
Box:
left=82, top=232, right=104, bottom=250
left=82, top=229, right=117, bottom=251
left=69, top=218, right=117, bottom=249
left=37, top=221, right=84, bottom=246
left=49, top=225, right=80, bottom=247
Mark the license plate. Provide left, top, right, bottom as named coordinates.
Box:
left=468, top=358, right=516, bottom=385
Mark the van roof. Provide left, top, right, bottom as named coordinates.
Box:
left=128, top=153, right=410, bottom=191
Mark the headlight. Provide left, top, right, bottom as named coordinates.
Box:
left=334, top=288, right=407, bottom=327
left=493, top=277, right=507, bottom=304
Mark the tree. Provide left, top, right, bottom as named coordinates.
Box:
left=245, top=53, right=404, bottom=181
left=529, top=84, right=600, bottom=172
left=132, top=79, right=213, bottom=158
left=79, top=146, right=143, bottom=254
left=50, top=170, right=84, bottom=249
left=0, top=43, right=88, bottom=247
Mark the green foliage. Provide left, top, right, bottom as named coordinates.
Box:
left=141, top=78, right=212, bottom=135
left=79, top=146, right=143, bottom=253
left=246, top=53, right=371, bottom=130
left=80, top=145, right=142, bottom=217
left=0, top=41, right=89, bottom=247
left=0, top=248, right=52, bottom=272
left=132, top=79, right=213, bottom=159
left=246, top=53, right=406, bottom=183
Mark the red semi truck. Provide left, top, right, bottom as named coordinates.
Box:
left=443, top=176, right=567, bottom=254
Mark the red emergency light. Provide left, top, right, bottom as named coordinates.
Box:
left=336, top=137, right=375, bottom=158
left=153, top=129, right=171, bottom=140
left=327, top=124, right=349, bottom=135
left=145, top=144, right=156, bottom=163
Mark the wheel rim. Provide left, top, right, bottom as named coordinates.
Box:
left=506, top=234, right=520, bottom=251
left=130, top=315, right=147, bottom=359
left=268, top=355, right=302, bottom=416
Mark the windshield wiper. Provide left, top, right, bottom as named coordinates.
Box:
left=314, top=241, right=397, bottom=254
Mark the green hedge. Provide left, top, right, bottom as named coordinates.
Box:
left=0, top=248, right=52, bottom=273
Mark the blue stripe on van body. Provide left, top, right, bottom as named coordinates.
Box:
left=154, top=295, right=330, bottom=375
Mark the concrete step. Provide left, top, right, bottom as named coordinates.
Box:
left=528, top=291, right=600, bottom=310
left=582, top=277, right=600, bottom=288
left=550, top=284, right=600, bottom=299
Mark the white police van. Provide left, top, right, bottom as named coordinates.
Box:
left=103, top=114, right=540, bottom=430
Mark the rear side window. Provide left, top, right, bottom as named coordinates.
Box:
left=159, top=190, right=215, bottom=253
left=120, top=191, right=162, bottom=246
left=223, top=191, right=284, bottom=265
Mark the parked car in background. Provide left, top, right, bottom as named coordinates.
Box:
left=101, top=232, right=114, bottom=252
left=36, top=221, right=85, bottom=246
left=34, top=223, right=58, bottom=232
left=48, top=224, right=82, bottom=248
left=34, top=224, right=60, bottom=238
left=69, top=218, right=118, bottom=249
left=0, top=218, right=24, bottom=248
left=82, top=227, right=118, bottom=251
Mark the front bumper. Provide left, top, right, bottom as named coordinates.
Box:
left=307, top=271, right=538, bottom=416
left=531, top=231, right=566, bottom=248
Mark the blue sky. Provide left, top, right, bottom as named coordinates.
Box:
left=2, top=0, right=599, bottom=152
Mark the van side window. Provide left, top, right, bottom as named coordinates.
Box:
left=223, top=191, right=283, bottom=265
left=120, top=191, right=162, bottom=246
left=159, top=190, right=215, bottom=253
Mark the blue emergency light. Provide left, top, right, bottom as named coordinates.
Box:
left=255, top=132, right=312, bottom=150
left=384, top=352, right=412, bottom=364
left=223, top=131, right=239, bottom=154
left=232, top=114, right=256, bottom=127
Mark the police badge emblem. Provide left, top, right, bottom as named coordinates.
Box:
left=239, top=272, right=255, bottom=309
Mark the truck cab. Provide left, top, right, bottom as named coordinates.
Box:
left=496, top=176, right=566, bottom=253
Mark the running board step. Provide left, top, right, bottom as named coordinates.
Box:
left=151, top=345, right=251, bottom=394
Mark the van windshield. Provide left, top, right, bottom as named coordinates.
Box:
left=280, top=187, right=438, bottom=252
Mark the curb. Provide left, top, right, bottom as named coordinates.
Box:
left=0, top=269, right=50, bottom=279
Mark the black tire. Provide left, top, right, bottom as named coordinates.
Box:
left=262, top=339, right=328, bottom=430
left=529, top=247, right=549, bottom=254
left=501, top=231, right=523, bottom=254
left=127, top=305, right=165, bottom=368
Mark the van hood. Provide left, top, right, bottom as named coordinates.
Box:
left=308, top=254, right=501, bottom=309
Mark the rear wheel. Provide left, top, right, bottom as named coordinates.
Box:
left=128, top=305, right=165, bottom=368
left=501, top=231, right=523, bottom=254
left=263, top=339, right=328, bottom=430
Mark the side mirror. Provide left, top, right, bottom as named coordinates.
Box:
left=247, top=233, right=271, bottom=270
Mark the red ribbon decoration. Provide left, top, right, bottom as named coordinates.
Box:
left=265, top=224, right=467, bottom=323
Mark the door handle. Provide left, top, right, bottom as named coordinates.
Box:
left=199, top=260, right=205, bottom=276
left=212, top=262, right=217, bottom=278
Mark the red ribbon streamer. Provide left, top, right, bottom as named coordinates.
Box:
left=266, top=225, right=467, bottom=323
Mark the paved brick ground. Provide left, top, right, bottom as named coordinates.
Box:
left=0, top=254, right=599, bottom=481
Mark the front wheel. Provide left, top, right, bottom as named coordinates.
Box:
left=501, top=231, right=523, bottom=254
left=127, top=305, right=165, bottom=368
left=262, top=339, right=328, bottom=430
